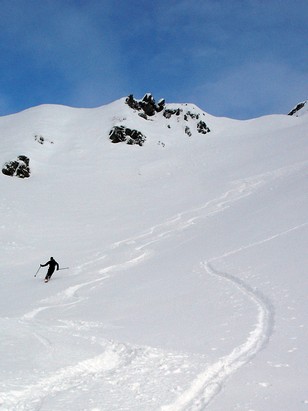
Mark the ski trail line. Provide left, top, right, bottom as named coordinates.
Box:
left=22, top=251, right=149, bottom=321
left=210, top=221, right=308, bottom=262
left=111, top=160, right=308, bottom=252
left=161, top=262, right=274, bottom=411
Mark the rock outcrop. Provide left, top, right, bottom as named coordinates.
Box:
left=109, top=126, right=146, bottom=146
left=197, top=120, right=211, bottom=134
left=163, top=108, right=181, bottom=119
left=2, top=155, right=31, bottom=178
left=115, top=93, right=211, bottom=146
left=126, top=94, right=165, bottom=117
left=288, top=101, right=307, bottom=117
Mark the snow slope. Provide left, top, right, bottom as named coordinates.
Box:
left=0, top=97, right=308, bottom=410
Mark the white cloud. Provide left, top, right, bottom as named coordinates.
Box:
left=195, top=61, right=308, bottom=118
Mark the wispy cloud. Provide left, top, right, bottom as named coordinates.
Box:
left=195, top=61, right=308, bottom=118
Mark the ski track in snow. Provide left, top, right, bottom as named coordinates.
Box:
left=111, top=160, right=308, bottom=252
left=160, top=262, right=274, bottom=411
left=1, top=161, right=306, bottom=410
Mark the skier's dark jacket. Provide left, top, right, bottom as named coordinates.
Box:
left=41, top=257, right=59, bottom=274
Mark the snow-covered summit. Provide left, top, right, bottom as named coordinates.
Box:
left=3, top=93, right=305, bottom=181
left=1, top=94, right=214, bottom=179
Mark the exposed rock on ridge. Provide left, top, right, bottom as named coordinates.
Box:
left=120, top=94, right=211, bottom=146
left=126, top=93, right=165, bottom=117
left=288, top=101, right=307, bottom=117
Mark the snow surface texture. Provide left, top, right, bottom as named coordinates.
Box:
left=1, top=97, right=308, bottom=410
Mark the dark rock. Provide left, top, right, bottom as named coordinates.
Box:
left=185, top=126, right=192, bottom=137
left=288, top=101, right=306, bottom=116
left=163, top=108, right=182, bottom=119
left=109, top=126, right=126, bottom=143
left=141, top=94, right=156, bottom=116
left=126, top=94, right=141, bottom=111
left=2, top=155, right=31, bottom=178
left=126, top=94, right=166, bottom=117
left=109, top=126, right=146, bottom=146
left=184, top=111, right=200, bottom=121
left=35, top=135, right=45, bottom=144
left=197, top=121, right=210, bottom=134
left=157, top=99, right=165, bottom=112
left=138, top=112, right=148, bottom=120
left=163, top=110, right=172, bottom=119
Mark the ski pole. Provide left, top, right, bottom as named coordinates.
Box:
left=58, top=267, right=69, bottom=271
left=34, top=265, right=41, bottom=277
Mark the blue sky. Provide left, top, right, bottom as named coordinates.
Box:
left=0, top=0, right=307, bottom=119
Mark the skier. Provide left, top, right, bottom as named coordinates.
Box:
left=41, top=257, right=59, bottom=282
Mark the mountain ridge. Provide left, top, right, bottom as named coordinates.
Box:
left=1, top=94, right=307, bottom=180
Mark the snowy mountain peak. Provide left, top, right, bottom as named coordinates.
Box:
left=0, top=94, right=213, bottom=179
left=120, top=93, right=211, bottom=145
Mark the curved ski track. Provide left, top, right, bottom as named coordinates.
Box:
left=1, top=162, right=306, bottom=410
left=161, top=262, right=274, bottom=410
